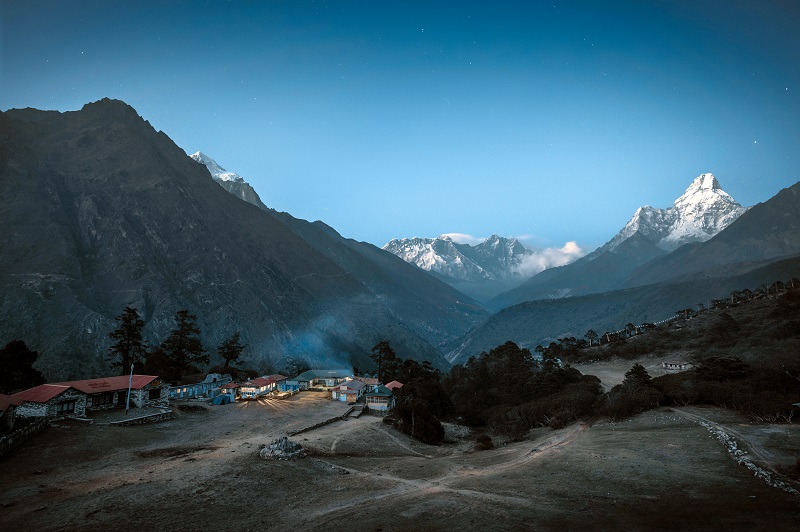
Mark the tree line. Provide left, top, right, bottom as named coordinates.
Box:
left=108, top=307, right=253, bottom=383
left=372, top=340, right=603, bottom=445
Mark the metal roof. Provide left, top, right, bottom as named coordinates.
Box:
left=58, top=375, right=159, bottom=394
left=385, top=381, right=404, bottom=390
left=12, top=375, right=161, bottom=403
left=247, top=374, right=288, bottom=387
left=12, top=384, right=73, bottom=403
left=337, top=379, right=365, bottom=391
left=365, top=385, right=393, bottom=397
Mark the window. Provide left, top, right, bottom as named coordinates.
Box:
left=90, top=393, right=114, bottom=407
left=148, top=388, right=161, bottom=400
left=56, top=401, right=75, bottom=415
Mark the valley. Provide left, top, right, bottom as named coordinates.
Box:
left=3, top=3, right=800, bottom=530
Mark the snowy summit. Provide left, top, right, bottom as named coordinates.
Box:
left=190, top=151, right=244, bottom=183
left=605, top=173, right=748, bottom=252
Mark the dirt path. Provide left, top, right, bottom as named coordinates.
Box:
left=291, top=422, right=589, bottom=526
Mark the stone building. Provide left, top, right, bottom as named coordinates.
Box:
left=12, top=384, right=88, bottom=418
left=11, top=375, right=168, bottom=418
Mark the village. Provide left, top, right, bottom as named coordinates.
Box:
left=0, top=366, right=407, bottom=454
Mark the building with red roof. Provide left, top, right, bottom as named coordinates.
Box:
left=239, top=374, right=287, bottom=400
left=11, top=375, right=168, bottom=419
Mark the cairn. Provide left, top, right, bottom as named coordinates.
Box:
left=259, top=436, right=307, bottom=461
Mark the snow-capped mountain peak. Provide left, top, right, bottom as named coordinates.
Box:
left=190, top=151, right=244, bottom=183
left=383, top=235, right=532, bottom=283
left=605, top=173, right=748, bottom=252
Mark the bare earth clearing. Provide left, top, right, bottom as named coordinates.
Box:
left=2, top=370, right=800, bottom=531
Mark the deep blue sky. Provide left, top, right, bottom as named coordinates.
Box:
left=2, top=1, right=799, bottom=251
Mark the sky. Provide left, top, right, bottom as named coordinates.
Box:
left=2, top=0, right=799, bottom=254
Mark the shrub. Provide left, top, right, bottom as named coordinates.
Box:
left=475, top=434, right=494, bottom=451
left=601, top=386, right=663, bottom=422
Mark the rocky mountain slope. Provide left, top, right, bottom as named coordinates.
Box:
left=625, top=180, right=800, bottom=287
left=190, top=154, right=487, bottom=350
left=0, top=99, right=482, bottom=379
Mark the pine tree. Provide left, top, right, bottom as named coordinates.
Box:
left=161, top=310, right=207, bottom=378
left=623, top=363, right=653, bottom=391
left=108, top=306, right=147, bottom=375
left=370, top=340, right=396, bottom=383
left=218, top=332, right=246, bottom=373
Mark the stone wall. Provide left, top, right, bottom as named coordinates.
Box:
left=109, top=411, right=175, bottom=426
left=0, top=417, right=49, bottom=458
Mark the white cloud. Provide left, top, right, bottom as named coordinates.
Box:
left=441, top=232, right=485, bottom=245
left=513, top=241, right=586, bottom=277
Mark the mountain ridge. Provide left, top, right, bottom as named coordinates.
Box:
left=0, top=99, right=480, bottom=379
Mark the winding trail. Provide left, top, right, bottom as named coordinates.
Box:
left=293, top=420, right=589, bottom=527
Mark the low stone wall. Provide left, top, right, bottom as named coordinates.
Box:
left=0, top=417, right=50, bottom=458
left=287, top=409, right=353, bottom=436
left=109, top=411, right=175, bottom=427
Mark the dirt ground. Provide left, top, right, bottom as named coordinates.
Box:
left=573, top=354, right=694, bottom=391
left=2, top=382, right=800, bottom=531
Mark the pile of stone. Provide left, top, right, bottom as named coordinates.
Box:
left=259, top=436, right=307, bottom=461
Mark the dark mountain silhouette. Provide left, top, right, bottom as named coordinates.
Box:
left=0, top=99, right=483, bottom=380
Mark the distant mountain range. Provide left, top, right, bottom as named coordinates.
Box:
left=382, top=235, right=535, bottom=302
left=604, top=173, right=748, bottom=253
left=0, top=99, right=484, bottom=380
left=385, top=174, right=748, bottom=305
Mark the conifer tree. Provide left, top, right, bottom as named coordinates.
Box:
left=161, top=310, right=207, bottom=377
left=218, top=332, right=246, bottom=373
left=108, top=306, right=147, bottom=375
